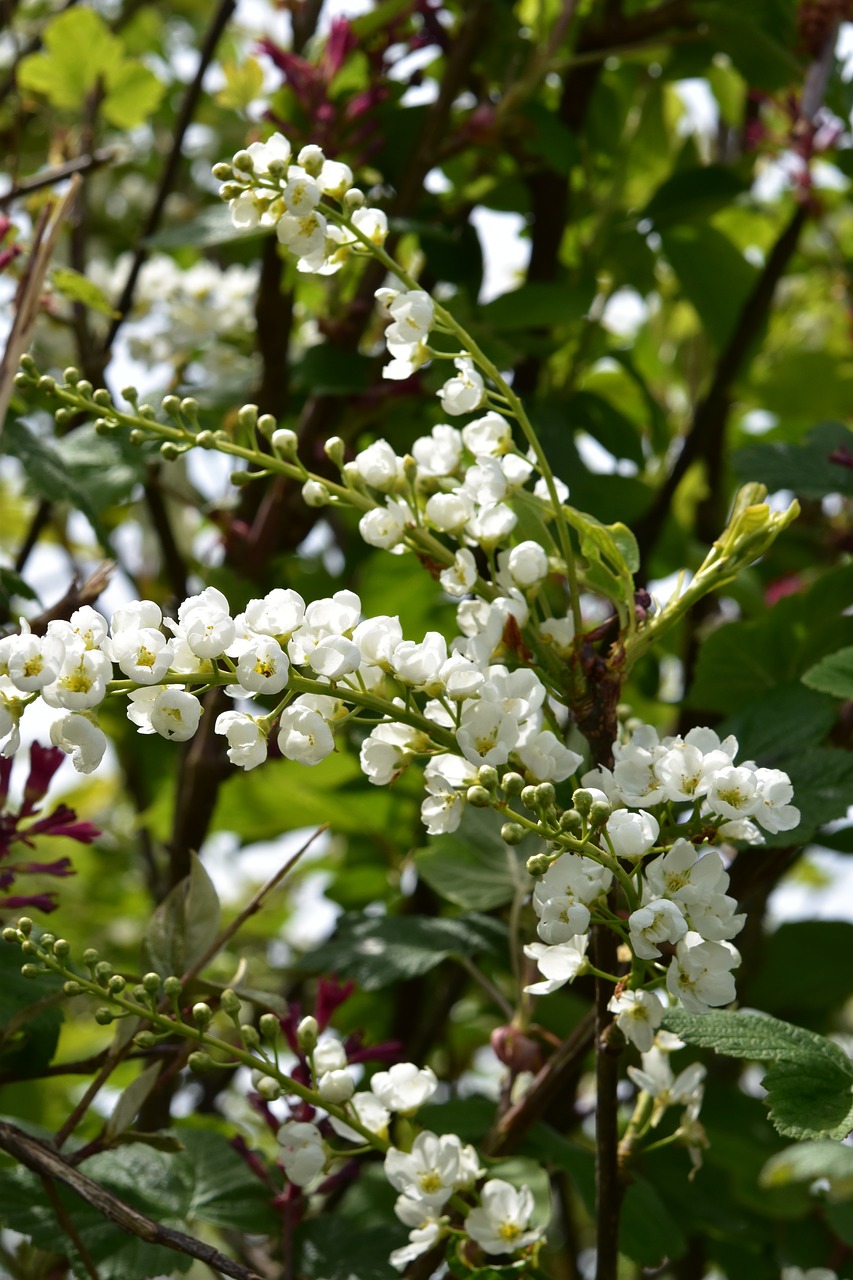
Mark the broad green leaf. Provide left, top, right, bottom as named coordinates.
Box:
left=2, top=418, right=112, bottom=547
left=299, top=911, right=506, bottom=990
left=414, top=806, right=530, bottom=910
left=17, top=9, right=122, bottom=109
left=745, top=922, right=853, bottom=1021
left=299, top=1218, right=407, bottom=1280
left=105, top=1062, right=162, bottom=1140
left=620, top=1175, right=688, bottom=1266
left=662, top=1009, right=853, bottom=1140
left=761, top=1140, right=853, bottom=1197
left=53, top=423, right=153, bottom=513
left=0, top=944, right=63, bottom=1077
left=659, top=223, right=757, bottom=350
left=141, top=852, right=221, bottom=979
left=698, top=2, right=802, bottom=89
left=569, top=390, right=645, bottom=469
left=734, top=422, right=853, bottom=499
left=179, top=1129, right=277, bottom=1232
left=101, top=60, right=165, bottom=130
left=52, top=266, right=118, bottom=317
left=768, top=748, right=853, bottom=847
left=216, top=56, right=265, bottom=110
left=642, top=165, right=750, bottom=230
left=803, top=646, right=853, bottom=700
left=560, top=505, right=639, bottom=605
left=720, top=682, right=835, bottom=766
left=479, top=282, right=590, bottom=331
left=747, top=353, right=853, bottom=422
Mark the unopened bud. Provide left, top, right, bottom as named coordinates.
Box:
left=188, top=1051, right=214, bottom=1073
left=324, top=436, right=345, bottom=468
left=142, top=972, right=161, bottom=994
left=256, top=1075, right=282, bottom=1101
left=237, top=403, right=259, bottom=432
left=535, top=782, right=556, bottom=809
left=63, top=980, right=82, bottom=996
left=192, top=1002, right=213, bottom=1029
left=501, top=822, right=526, bottom=846
left=559, top=809, right=582, bottom=834
left=259, top=1012, right=281, bottom=1041
left=233, top=149, right=254, bottom=173
left=95, top=960, right=113, bottom=982
left=38, top=375, right=57, bottom=394
left=589, top=800, right=612, bottom=827
left=21, top=939, right=38, bottom=956
left=162, top=394, right=181, bottom=418
left=318, top=1070, right=355, bottom=1104
left=467, top=785, right=492, bottom=808
left=477, top=765, right=499, bottom=791
left=163, top=976, right=183, bottom=999
left=63, top=367, right=81, bottom=385
left=195, top=430, right=216, bottom=449
left=211, top=162, right=233, bottom=181
left=94, top=1007, right=114, bottom=1025
left=259, top=415, right=280, bottom=442
left=92, top=388, right=112, bottom=408
left=221, top=988, right=241, bottom=1016
left=108, top=975, right=126, bottom=994
left=521, top=785, right=538, bottom=810
left=135, top=1031, right=158, bottom=1049
left=18, top=918, right=33, bottom=937
left=343, top=188, right=365, bottom=211
left=297, top=144, right=324, bottom=176
left=21, top=964, right=42, bottom=979
left=267, top=156, right=287, bottom=179
left=240, top=1024, right=261, bottom=1050
left=302, top=480, right=329, bottom=507
left=502, top=772, right=524, bottom=796
left=572, top=789, right=594, bottom=817
left=526, top=853, right=552, bottom=877
left=297, top=1015, right=319, bottom=1052
left=2, top=928, right=18, bottom=943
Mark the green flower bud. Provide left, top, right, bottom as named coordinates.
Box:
left=192, top=1002, right=213, bottom=1029
left=477, top=765, right=499, bottom=791
left=572, top=789, right=594, bottom=817
left=520, top=785, right=538, bottom=810
left=37, top=375, right=57, bottom=394
left=162, top=394, right=181, bottom=418
left=95, top=960, right=113, bottom=982
left=54, top=407, right=75, bottom=427
left=589, top=800, right=612, bottom=827
left=466, top=785, right=492, bottom=808
left=343, top=188, right=365, bottom=211
left=133, top=985, right=148, bottom=1000
left=63, top=367, right=81, bottom=385
left=14, top=372, right=32, bottom=390
left=135, top=1030, right=158, bottom=1049
left=17, top=917, right=33, bottom=937
left=324, top=436, right=346, bottom=468
left=218, top=181, right=244, bottom=201
left=195, top=430, right=216, bottom=449
left=233, top=149, right=254, bottom=172
left=188, top=1051, right=214, bottom=1073
left=559, top=809, right=583, bottom=834
left=2, top=928, right=19, bottom=943
left=237, top=403, right=259, bottom=432
left=21, top=939, right=39, bottom=956
left=259, top=1012, right=281, bottom=1041
left=108, top=975, right=126, bottom=994
left=258, top=414, right=279, bottom=441
left=240, top=1024, right=261, bottom=1050
left=94, top=1007, right=114, bottom=1025
left=501, top=822, right=526, bottom=846
left=297, top=1015, right=319, bottom=1052
left=76, top=380, right=93, bottom=398
left=95, top=418, right=115, bottom=435
left=179, top=397, right=199, bottom=421
left=19, top=354, right=37, bottom=375
left=53, top=938, right=70, bottom=958
left=21, top=964, right=42, bottom=979
left=211, top=162, right=233, bottom=181
left=163, top=976, right=183, bottom=999
left=63, top=980, right=82, bottom=996
left=256, top=1075, right=282, bottom=1101
left=220, top=988, right=241, bottom=1016
left=535, top=783, right=556, bottom=809
left=160, top=442, right=185, bottom=461
left=502, top=772, right=524, bottom=796
left=267, top=156, right=287, bottom=179
left=526, top=852, right=552, bottom=876
left=92, top=388, right=112, bottom=408
left=121, top=386, right=139, bottom=404
left=142, top=972, right=161, bottom=994
left=128, top=429, right=148, bottom=446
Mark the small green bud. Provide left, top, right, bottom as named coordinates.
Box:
left=128, top=429, right=148, bottom=446
left=108, top=975, right=126, bottom=994
left=526, top=853, right=552, bottom=877
left=501, top=772, right=524, bottom=796
left=240, top=1024, right=261, bottom=1050
left=142, top=972, right=161, bottom=994
left=559, top=809, right=583, bottom=834
left=63, top=980, right=82, bottom=996
left=477, top=765, right=499, bottom=791
left=163, top=976, right=183, bottom=999
left=589, top=800, right=612, bottom=827
left=297, top=1015, right=319, bottom=1052
left=54, top=407, right=75, bottom=427
left=230, top=469, right=257, bottom=486
left=63, top=366, right=81, bottom=385
left=258, top=414, right=279, bottom=441
left=256, top=1075, right=282, bottom=1101
left=19, top=354, right=37, bottom=375
left=162, top=394, right=181, bottom=418
left=466, top=785, right=492, bottom=808
left=220, top=988, right=241, bottom=1016
left=3, top=928, right=18, bottom=943
left=572, top=789, right=594, bottom=818
left=179, top=397, right=199, bottom=421
left=17, top=917, right=33, bottom=937
left=37, top=375, right=57, bottom=394
left=211, top=161, right=233, bottom=181
left=14, top=372, right=32, bottom=390
left=94, top=1007, right=114, bottom=1025
left=77, top=380, right=93, bottom=398
left=135, top=1031, right=158, bottom=1049
left=501, top=822, right=526, bottom=846
left=21, top=939, right=39, bottom=956
left=138, top=403, right=156, bottom=419
left=92, top=388, right=112, bottom=408
left=270, top=427, right=297, bottom=456
left=192, top=1002, right=213, bottom=1029
left=188, top=1051, right=214, bottom=1073
left=259, top=1012, right=280, bottom=1041
left=21, top=964, right=42, bottom=979
left=95, top=960, right=112, bottom=982
left=53, top=938, right=70, bottom=958
left=160, top=442, right=186, bottom=461
left=95, top=418, right=115, bottom=435
left=233, top=149, right=254, bottom=173
left=520, top=785, right=538, bottom=810
left=195, top=430, right=216, bottom=449
left=237, top=403, right=259, bottom=432
left=535, top=782, right=556, bottom=809
left=218, top=181, right=244, bottom=201
left=121, top=386, right=139, bottom=404
left=267, top=156, right=287, bottom=179
left=39, top=931, right=54, bottom=948
left=343, top=188, right=365, bottom=211
left=324, top=435, right=345, bottom=468
left=133, top=985, right=148, bottom=1000
left=403, top=454, right=418, bottom=486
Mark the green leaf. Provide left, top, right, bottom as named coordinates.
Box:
left=734, top=422, right=853, bottom=499
left=414, top=806, right=530, bottom=910
left=662, top=1009, right=853, bottom=1140
left=620, top=1175, right=688, bottom=1266
left=479, top=282, right=591, bottom=331
left=659, top=223, right=758, bottom=350
left=102, top=59, right=165, bottom=129
left=51, top=266, right=118, bottom=317
left=569, top=390, right=645, bottom=468
left=17, top=8, right=122, bottom=109
left=560, top=505, right=639, bottom=605
left=179, top=1129, right=277, bottom=1233
left=761, top=1140, right=853, bottom=1197
left=803, top=646, right=853, bottom=700
left=216, top=56, right=265, bottom=111
left=299, top=911, right=506, bottom=990
left=299, top=1218, right=406, bottom=1280
left=771, top=748, right=853, bottom=847
left=0, top=944, right=63, bottom=1077
left=641, top=165, right=750, bottom=230
left=141, top=852, right=221, bottom=979
left=105, top=1062, right=162, bottom=1140
left=745, top=922, right=853, bottom=1022
left=720, top=682, right=836, bottom=767
left=2, top=418, right=112, bottom=547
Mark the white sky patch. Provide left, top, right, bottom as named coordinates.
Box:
left=740, top=409, right=778, bottom=436
left=469, top=207, right=530, bottom=304
left=601, top=287, right=647, bottom=337
left=647, top=569, right=694, bottom=609
left=768, top=846, right=853, bottom=926
left=674, top=79, right=719, bottom=137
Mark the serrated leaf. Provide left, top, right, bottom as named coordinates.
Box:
left=105, top=1062, right=162, bottom=1140
left=2, top=418, right=111, bottom=547
left=0, top=943, right=63, bottom=1076
left=141, top=852, right=221, bottom=979
left=216, top=56, right=264, bottom=110
left=299, top=911, right=506, bottom=990
left=17, top=8, right=122, bottom=109
left=52, top=266, right=118, bottom=317
left=734, top=421, right=853, bottom=499
left=102, top=59, right=165, bottom=129
left=761, top=1140, right=853, bottom=1198
left=803, top=646, right=853, bottom=700
left=414, top=806, right=530, bottom=910
left=662, top=1009, right=853, bottom=1140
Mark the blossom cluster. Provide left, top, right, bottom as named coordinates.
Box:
left=216, top=133, right=387, bottom=273
left=269, top=1019, right=542, bottom=1271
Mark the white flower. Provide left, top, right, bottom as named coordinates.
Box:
left=465, top=502, right=518, bottom=549
left=389, top=1197, right=443, bottom=1271
left=752, top=766, right=800, bottom=833
left=353, top=615, right=404, bottom=668
left=48, top=606, right=108, bottom=651
left=706, top=765, right=761, bottom=820
left=243, top=589, right=305, bottom=639
left=282, top=169, right=321, bottom=215
left=360, top=722, right=421, bottom=785
left=234, top=636, right=290, bottom=695
left=538, top=614, right=575, bottom=657
left=462, top=411, right=512, bottom=456
left=439, top=356, right=485, bottom=416
left=385, top=1131, right=462, bottom=1207
left=359, top=500, right=409, bottom=549
left=330, top=1091, right=390, bottom=1142
left=105, top=628, right=174, bottom=683
left=608, top=990, right=664, bottom=1053
left=49, top=713, right=107, bottom=774
left=277, top=209, right=328, bottom=262
left=535, top=896, right=591, bottom=944
left=276, top=1119, right=325, bottom=1186
left=629, top=898, right=688, bottom=960
left=313, top=1037, right=347, bottom=1074
left=425, top=491, right=474, bottom=533
left=439, top=653, right=485, bottom=701
left=306, top=634, right=362, bottom=680
left=169, top=586, right=235, bottom=659
left=412, top=423, right=462, bottom=477
left=6, top=619, right=65, bottom=692
left=371, top=1063, right=438, bottom=1113
left=464, top=1179, right=541, bottom=1255
left=277, top=705, right=335, bottom=765
left=462, top=455, right=507, bottom=506
left=505, top=541, right=549, bottom=590
left=41, top=645, right=112, bottom=710
left=215, top=711, right=267, bottom=770
left=514, top=730, right=582, bottom=783
left=351, top=205, right=388, bottom=246
left=318, top=1069, right=355, bottom=1103
left=109, top=600, right=163, bottom=634
left=524, top=936, right=589, bottom=995
left=149, top=689, right=202, bottom=741
left=666, top=932, right=740, bottom=1014
left=456, top=700, right=519, bottom=768
left=355, top=439, right=402, bottom=492
left=421, top=753, right=476, bottom=834
left=393, top=632, right=448, bottom=690
left=627, top=1047, right=706, bottom=1116
left=533, top=474, right=569, bottom=504
left=604, top=810, right=659, bottom=861
left=440, top=548, right=478, bottom=598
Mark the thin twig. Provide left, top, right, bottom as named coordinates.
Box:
left=0, top=1120, right=263, bottom=1280
left=0, top=150, right=116, bottom=209
left=103, top=0, right=237, bottom=353
left=39, top=1174, right=100, bottom=1280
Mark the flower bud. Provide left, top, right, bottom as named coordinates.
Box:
left=63, top=980, right=82, bottom=996
left=233, top=149, right=254, bottom=172
left=237, top=403, right=259, bottom=432
left=267, top=156, right=287, bottom=179
left=160, top=442, right=185, bottom=461
left=218, top=181, right=244, bottom=201
left=142, top=972, right=161, bottom=993
left=589, top=800, right=612, bottom=827
left=63, top=366, right=80, bottom=385
left=343, top=188, right=365, bottom=211
left=38, top=375, right=57, bottom=394
left=259, top=1012, right=281, bottom=1041
left=41, top=934, right=56, bottom=948
left=559, top=809, right=582, bottom=834
left=92, top=388, right=112, bottom=408
left=195, top=430, right=216, bottom=449
left=240, top=1025, right=261, bottom=1050
left=526, top=853, right=552, bottom=876
left=302, top=480, right=329, bottom=507
left=21, top=939, right=38, bottom=955
left=572, top=789, right=594, bottom=817
left=535, top=782, right=556, bottom=809
left=108, top=975, right=126, bottom=994
left=162, top=394, right=181, bottom=418
left=477, top=765, right=499, bottom=791
left=297, top=1015, right=319, bottom=1052
left=128, top=429, right=148, bottom=446
left=163, top=976, right=183, bottom=999
left=21, top=964, right=42, bottom=979
left=192, top=1002, right=213, bottom=1029
left=297, top=144, right=324, bottom=176
left=467, top=785, right=492, bottom=808
left=188, top=1051, right=214, bottom=1073
left=501, top=822, right=526, bottom=845
left=135, top=1031, right=158, bottom=1049
left=180, top=397, right=199, bottom=421
left=259, top=414, right=280, bottom=441
left=256, top=1075, right=282, bottom=1101
left=77, top=380, right=93, bottom=398
left=2, top=928, right=18, bottom=943
left=502, top=772, right=524, bottom=796
left=318, top=1070, right=355, bottom=1104
left=95, top=960, right=113, bottom=983
left=220, top=988, right=241, bottom=1016
left=324, top=436, right=346, bottom=468
left=94, top=1007, right=114, bottom=1024
left=211, top=162, right=233, bottom=181
left=18, top=918, right=33, bottom=937
left=521, top=785, right=538, bottom=810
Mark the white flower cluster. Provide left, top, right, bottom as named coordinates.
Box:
left=217, top=133, right=387, bottom=274
left=523, top=724, right=799, bottom=1025
left=269, top=1024, right=543, bottom=1271
left=0, top=587, right=583, bottom=838
left=627, top=1039, right=708, bottom=1170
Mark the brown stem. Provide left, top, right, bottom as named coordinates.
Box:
left=0, top=150, right=116, bottom=209
left=39, top=1173, right=100, bottom=1280
left=0, top=1120, right=263, bottom=1280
